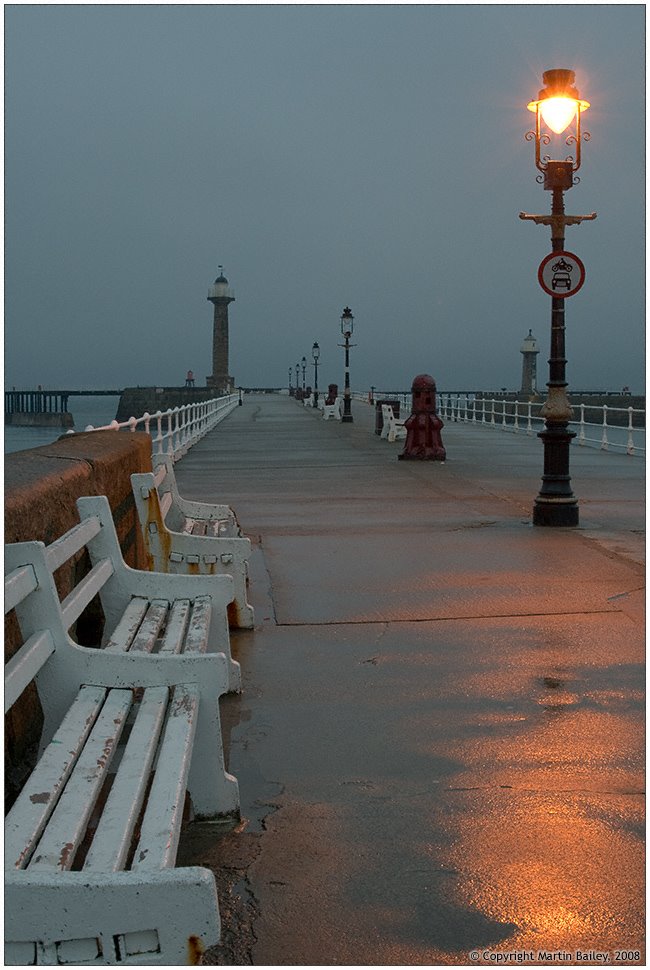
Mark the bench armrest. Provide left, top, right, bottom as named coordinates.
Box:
left=146, top=530, right=251, bottom=563
left=165, top=494, right=236, bottom=522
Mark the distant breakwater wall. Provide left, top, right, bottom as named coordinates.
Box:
left=473, top=393, right=645, bottom=427
left=5, top=411, right=73, bottom=428
left=5, top=430, right=152, bottom=804
left=569, top=395, right=645, bottom=427
left=115, top=386, right=219, bottom=423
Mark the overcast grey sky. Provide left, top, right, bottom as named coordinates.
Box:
left=5, top=3, right=645, bottom=394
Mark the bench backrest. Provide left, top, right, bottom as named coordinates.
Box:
left=149, top=455, right=188, bottom=531
left=5, top=506, right=117, bottom=714
left=5, top=564, right=55, bottom=713
left=381, top=405, right=393, bottom=438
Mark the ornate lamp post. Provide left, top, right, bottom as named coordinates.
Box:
left=295, top=362, right=300, bottom=399
left=312, top=342, right=320, bottom=408
left=520, top=69, right=596, bottom=527
left=301, top=356, right=307, bottom=395
left=288, top=366, right=293, bottom=396
left=339, top=306, right=355, bottom=423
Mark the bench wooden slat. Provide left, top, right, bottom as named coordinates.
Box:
left=28, top=690, right=133, bottom=871
left=159, top=491, right=173, bottom=520
left=104, top=597, right=151, bottom=653
left=131, top=685, right=199, bottom=872
left=181, top=518, right=195, bottom=534
left=159, top=600, right=191, bottom=655
left=185, top=597, right=212, bottom=655
left=152, top=464, right=167, bottom=489
left=82, top=686, right=169, bottom=873
left=5, top=685, right=107, bottom=869
left=191, top=521, right=208, bottom=536
left=4, top=630, right=56, bottom=713
left=130, top=600, right=169, bottom=653
left=44, top=516, right=102, bottom=574
left=4, top=565, right=39, bottom=616
left=60, top=557, right=115, bottom=631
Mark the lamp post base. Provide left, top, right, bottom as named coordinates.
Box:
left=533, top=424, right=579, bottom=527
left=533, top=497, right=579, bottom=527
left=341, top=414, right=354, bottom=423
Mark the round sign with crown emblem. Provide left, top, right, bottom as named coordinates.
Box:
left=538, top=250, right=586, bottom=298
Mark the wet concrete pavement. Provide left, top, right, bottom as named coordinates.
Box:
left=175, top=394, right=644, bottom=966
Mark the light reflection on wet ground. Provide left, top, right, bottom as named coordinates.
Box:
left=174, top=396, right=644, bottom=966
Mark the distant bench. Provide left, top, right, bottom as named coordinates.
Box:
left=131, top=456, right=254, bottom=630
left=4, top=495, right=239, bottom=965
left=321, top=397, right=342, bottom=421
left=381, top=405, right=407, bottom=443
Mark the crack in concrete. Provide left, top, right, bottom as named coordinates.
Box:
left=275, top=608, right=624, bottom=627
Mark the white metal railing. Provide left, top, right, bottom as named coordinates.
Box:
left=73, top=393, right=239, bottom=462
left=436, top=395, right=645, bottom=458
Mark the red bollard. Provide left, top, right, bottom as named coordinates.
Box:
left=398, top=374, right=446, bottom=461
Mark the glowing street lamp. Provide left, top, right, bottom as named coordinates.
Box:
left=520, top=68, right=597, bottom=527
left=528, top=68, right=589, bottom=131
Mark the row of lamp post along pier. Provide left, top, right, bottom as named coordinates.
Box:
left=289, top=306, right=356, bottom=422
left=286, top=69, right=593, bottom=528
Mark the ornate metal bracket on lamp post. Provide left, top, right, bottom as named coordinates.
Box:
left=520, top=68, right=596, bottom=527
left=339, top=307, right=356, bottom=423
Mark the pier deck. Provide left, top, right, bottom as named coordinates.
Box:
left=174, top=394, right=644, bottom=966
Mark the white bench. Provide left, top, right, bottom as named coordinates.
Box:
left=5, top=495, right=239, bottom=965
left=381, top=404, right=407, bottom=442
left=322, top=397, right=342, bottom=421
left=151, top=454, right=241, bottom=539
left=131, top=466, right=255, bottom=630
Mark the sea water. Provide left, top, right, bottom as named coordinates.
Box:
left=4, top=396, right=121, bottom=455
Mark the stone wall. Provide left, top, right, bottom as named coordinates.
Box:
left=568, top=395, right=645, bottom=426
left=5, top=430, right=153, bottom=803
left=115, top=386, right=217, bottom=423
left=6, top=411, right=74, bottom=427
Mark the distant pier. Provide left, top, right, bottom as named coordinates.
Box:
left=4, top=389, right=123, bottom=427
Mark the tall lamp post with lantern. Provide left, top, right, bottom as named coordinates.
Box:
left=312, top=342, right=320, bottom=408
left=339, top=307, right=355, bottom=423
left=520, top=69, right=597, bottom=527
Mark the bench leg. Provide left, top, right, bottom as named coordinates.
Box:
left=189, top=695, right=240, bottom=820
left=5, top=868, right=220, bottom=966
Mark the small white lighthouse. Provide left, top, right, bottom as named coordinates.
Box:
left=519, top=329, right=540, bottom=398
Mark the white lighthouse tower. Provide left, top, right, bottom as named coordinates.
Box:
left=519, top=329, right=540, bottom=398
